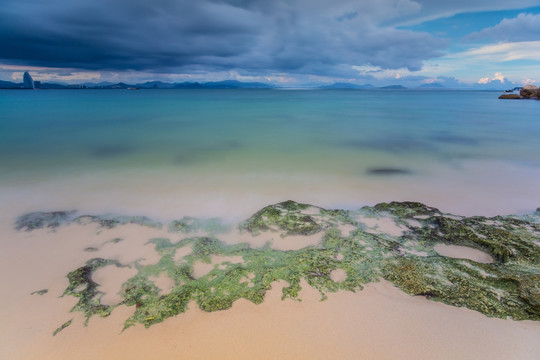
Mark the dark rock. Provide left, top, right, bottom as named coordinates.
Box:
left=15, top=211, right=76, bottom=231
left=520, top=85, right=538, bottom=98
left=498, top=94, right=521, bottom=99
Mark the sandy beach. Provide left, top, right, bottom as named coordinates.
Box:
left=1, top=206, right=538, bottom=360
left=3, top=0, right=540, bottom=356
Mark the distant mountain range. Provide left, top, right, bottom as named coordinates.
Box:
left=0, top=79, right=275, bottom=90
left=0, top=79, right=457, bottom=90
left=318, top=82, right=375, bottom=89
left=417, top=83, right=445, bottom=89
left=319, top=83, right=413, bottom=90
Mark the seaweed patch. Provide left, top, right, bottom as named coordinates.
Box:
left=29, top=201, right=539, bottom=334
left=15, top=211, right=76, bottom=231
left=53, top=319, right=73, bottom=336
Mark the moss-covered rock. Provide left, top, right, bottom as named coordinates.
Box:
left=62, top=258, right=126, bottom=323
left=370, top=201, right=441, bottom=218
left=53, top=319, right=72, bottom=336
left=240, top=200, right=354, bottom=236
left=169, top=217, right=229, bottom=234
left=33, top=200, right=540, bottom=334
left=74, top=215, right=162, bottom=229
left=15, top=211, right=76, bottom=231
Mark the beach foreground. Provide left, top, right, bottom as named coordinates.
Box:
left=1, top=200, right=539, bottom=360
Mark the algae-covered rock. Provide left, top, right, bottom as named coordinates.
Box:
left=62, top=258, right=126, bottom=323
left=169, top=216, right=229, bottom=234
left=32, top=200, right=540, bottom=334
left=53, top=319, right=72, bottom=336
left=240, top=200, right=355, bottom=236
left=371, top=201, right=441, bottom=218
left=240, top=200, right=323, bottom=235
left=15, top=211, right=76, bottom=231
left=74, top=214, right=162, bottom=229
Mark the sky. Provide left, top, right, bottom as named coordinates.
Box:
left=1, top=0, right=540, bottom=88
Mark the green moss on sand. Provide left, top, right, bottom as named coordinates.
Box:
left=34, top=200, right=539, bottom=333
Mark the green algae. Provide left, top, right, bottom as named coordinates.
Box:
left=240, top=200, right=355, bottom=236
left=62, top=258, right=126, bottom=324
left=74, top=215, right=162, bottom=229
left=53, top=319, right=72, bottom=336
left=30, top=200, right=540, bottom=334
left=15, top=211, right=76, bottom=231
left=16, top=211, right=163, bottom=232
left=169, top=216, right=229, bottom=234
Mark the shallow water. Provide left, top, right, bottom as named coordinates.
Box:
left=1, top=89, right=540, bottom=221
left=434, top=244, right=494, bottom=264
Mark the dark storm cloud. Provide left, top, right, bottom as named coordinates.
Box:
left=7, top=0, right=528, bottom=75
left=0, top=0, right=262, bottom=69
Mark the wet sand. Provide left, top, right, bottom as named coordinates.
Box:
left=0, top=217, right=539, bottom=360
left=434, top=244, right=495, bottom=264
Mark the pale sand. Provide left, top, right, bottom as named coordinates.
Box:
left=93, top=266, right=138, bottom=306
left=148, top=273, right=176, bottom=295
left=434, top=244, right=495, bottom=264
left=192, top=255, right=244, bottom=278
left=220, top=229, right=324, bottom=251
left=0, top=213, right=539, bottom=360
left=359, top=215, right=407, bottom=237
left=330, top=268, right=347, bottom=282
left=173, top=245, right=193, bottom=262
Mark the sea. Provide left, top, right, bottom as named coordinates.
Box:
left=1, top=89, right=540, bottom=222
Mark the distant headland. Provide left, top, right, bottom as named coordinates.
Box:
left=499, top=84, right=539, bottom=99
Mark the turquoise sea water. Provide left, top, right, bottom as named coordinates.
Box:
left=1, top=89, right=540, bottom=219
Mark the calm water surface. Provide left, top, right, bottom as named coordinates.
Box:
left=1, top=89, right=539, bottom=219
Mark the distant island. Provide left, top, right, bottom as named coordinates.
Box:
left=0, top=74, right=427, bottom=91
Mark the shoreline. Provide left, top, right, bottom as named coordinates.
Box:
left=2, top=157, right=540, bottom=225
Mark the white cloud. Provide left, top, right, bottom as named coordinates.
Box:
left=462, top=41, right=540, bottom=62
left=468, top=13, right=540, bottom=42
left=393, top=1, right=540, bottom=26
left=477, top=73, right=506, bottom=84
left=478, top=77, right=489, bottom=84
left=522, top=77, right=539, bottom=85
left=11, top=70, right=101, bottom=82
left=492, top=72, right=506, bottom=82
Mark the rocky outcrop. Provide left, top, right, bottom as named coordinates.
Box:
left=498, top=94, right=521, bottom=99
left=25, top=200, right=540, bottom=334
left=499, top=84, right=539, bottom=99
left=520, top=84, right=539, bottom=98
